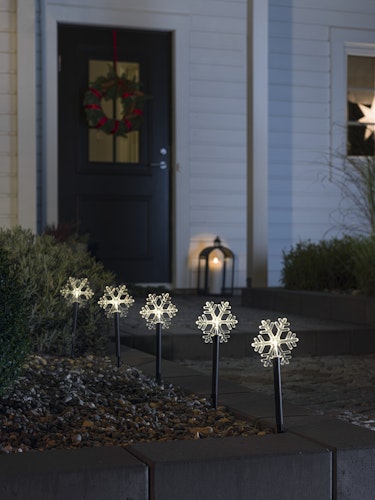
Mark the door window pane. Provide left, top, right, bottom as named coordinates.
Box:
left=88, top=60, right=140, bottom=163
left=347, top=55, right=375, bottom=155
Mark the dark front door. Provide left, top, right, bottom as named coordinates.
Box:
left=58, top=24, right=171, bottom=283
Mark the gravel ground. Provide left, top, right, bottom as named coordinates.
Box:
left=4, top=350, right=374, bottom=456
left=0, top=355, right=271, bottom=455
left=182, top=354, right=375, bottom=431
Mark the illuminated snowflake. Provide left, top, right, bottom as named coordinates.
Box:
left=98, top=285, right=134, bottom=318
left=60, top=277, right=94, bottom=306
left=251, top=317, right=299, bottom=367
left=196, top=301, right=238, bottom=343
left=140, top=293, right=178, bottom=329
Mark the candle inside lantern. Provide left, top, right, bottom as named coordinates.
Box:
left=209, top=255, right=223, bottom=295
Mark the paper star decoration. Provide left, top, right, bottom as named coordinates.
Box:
left=196, top=301, right=238, bottom=344
left=139, top=293, right=178, bottom=329
left=60, top=277, right=94, bottom=306
left=251, top=317, right=299, bottom=367
left=98, top=285, right=134, bottom=318
left=358, top=97, right=375, bottom=140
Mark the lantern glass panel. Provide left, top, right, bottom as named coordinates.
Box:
left=197, top=238, right=235, bottom=296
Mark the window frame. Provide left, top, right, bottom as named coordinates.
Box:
left=347, top=54, right=375, bottom=156
left=331, top=28, right=375, bottom=160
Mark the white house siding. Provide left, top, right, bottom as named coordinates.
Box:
left=268, top=0, right=375, bottom=286
left=8, top=0, right=375, bottom=289
left=35, top=0, right=42, bottom=230
left=0, top=0, right=17, bottom=229
left=188, top=0, right=248, bottom=290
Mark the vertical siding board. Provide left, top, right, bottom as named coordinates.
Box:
left=189, top=0, right=247, bottom=289
left=0, top=0, right=16, bottom=227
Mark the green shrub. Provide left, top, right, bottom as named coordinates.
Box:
left=350, top=237, right=375, bottom=295
left=281, top=237, right=358, bottom=291
left=0, top=249, right=30, bottom=393
left=0, top=226, right=116, bottom=355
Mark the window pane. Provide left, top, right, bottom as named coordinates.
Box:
left=88, top=60, right=140, bottom=163
left=347, top=55, right=375, bottom=155
left=348, top=55, right=375, bottom=88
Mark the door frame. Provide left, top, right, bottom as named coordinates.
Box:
left=16, top=0, right=37, bottom=231
left=41, top=4, right=190, bottom=288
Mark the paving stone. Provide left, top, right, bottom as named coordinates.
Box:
left=0, top=446, right=147, bottom=500
left=129, top=434, right=332, bottom=500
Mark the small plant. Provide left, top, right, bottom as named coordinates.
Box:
left=0, top=249, right=30, bottom=394
left=325, top=153, right=375, bottom=236
left=43, top=222, right=89, bottom=253
left=282, top=235, right=375, bottom=295
left=0, top=226, right=116, bottom=355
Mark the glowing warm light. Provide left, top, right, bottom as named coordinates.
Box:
left=98, top=285, right=134, bottom=318
left=196, top=301, right=238, bottom=343
left=209, top=254, right=223, bottom=294
left=60, top=277, right=94, bottom=306
left=251, top=317, right=299, bottom=367
left=139, top=293, right=178, bottom=329
left=358, top=97, right=375, bottom=140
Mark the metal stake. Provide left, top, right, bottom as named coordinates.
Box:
left=156, top=323, right=162, bottom=384
left=71, top=302, right=79, bottom=357
left=211, top=336, right=220, bottom=409
left=272, top=357, right=284, bottom=433
left=115, top=311, right=121, bottom=367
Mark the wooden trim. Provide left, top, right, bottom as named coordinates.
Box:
left=247, top=0, right=268, bottom=286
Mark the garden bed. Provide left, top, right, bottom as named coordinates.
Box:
left=2, top=348, right=375, bottom=499
left=0, top=355, right=270, bottom=455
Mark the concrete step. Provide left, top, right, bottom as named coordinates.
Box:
left=242, top=286, right=375, bottom=326
left=118, top=292, right=375, bottom=359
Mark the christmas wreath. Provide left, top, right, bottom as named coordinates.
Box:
left=83, top=68, right=149, bottom=137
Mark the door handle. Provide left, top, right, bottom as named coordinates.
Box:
left=150, top=161, right=167, bottom=170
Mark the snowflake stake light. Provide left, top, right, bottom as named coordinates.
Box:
left=196, top=301, right=238, bottom=343
left=196, top=301, right=238, bottom=409
left=60, top=277, right=94, bottom=357
left=140, top=293, right=178, bottom=384
left=60, top=277, right=94, bottom=306
left=140, top=293, right=178, bottom=329
left=251, top=317, right=299, bottom=433
left=98, top=285, right=134, bottom=318
left=98, top=285, right=135, bottom=368
left=251, top=317, right=299, bottom=367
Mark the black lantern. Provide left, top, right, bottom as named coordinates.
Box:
left=197, top=237, right=235, bottom=296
